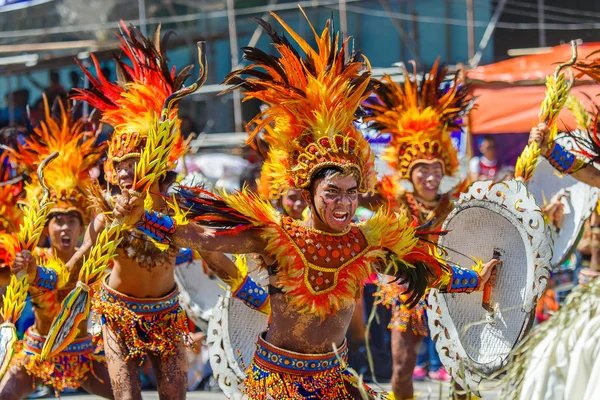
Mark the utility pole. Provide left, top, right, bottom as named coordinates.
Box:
left=138, top=0, right=147, bottom=36
left=538, top=0, right=546, bottom=47
left=339, top=0, right=348, bottom=40
left=466, top=0, right=475, bottom=60
left=227, top=0, right=243, bottom=133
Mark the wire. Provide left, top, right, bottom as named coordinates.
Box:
left=0, top=0, right=363, bottom=40
left=496, top=0, right=600, bottom=20
left=455, top=0, right=596, bottom=24
left=330, top=3, right=600, bottom=31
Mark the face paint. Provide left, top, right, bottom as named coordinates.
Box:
left=311, top=174, right=359, bottom=233
left=410, top=162, right=443, bottom=202
left=114, top=157, right=139, bottom=190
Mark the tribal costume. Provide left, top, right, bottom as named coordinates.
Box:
left=133, top=11, right=487, bottom=399
left=363, top=62, right=471, bottom=399
left=503, top=51, right=600, bottom=400
left=71, top=22, right=193, bottom=361
left=1, top=97, right=107, bottom=396
left=364, top=61, right=470, bottom=335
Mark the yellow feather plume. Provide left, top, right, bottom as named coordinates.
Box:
left=78, top=225, right=122, bottom=285
left=0, top=274, right=28, bottom=323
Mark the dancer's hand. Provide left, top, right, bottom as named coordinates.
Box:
left=529, top=123, right=551, bottom=156
left=114, top=189, right=145, bottom=225
left=12, top=250, right=37, bottom=280
left=478, top=259, right=500, bottom=289
left=544, top=194, right=566, bottom=230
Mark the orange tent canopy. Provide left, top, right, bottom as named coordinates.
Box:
left=466, top=43, right=600, bottom=134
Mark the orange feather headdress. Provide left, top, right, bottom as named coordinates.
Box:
left=0, top=153, right=24, bottom=232
left=11, top=97, right=104, bottom=223
left=73, top=22, right=192, bottom=185
left=222, top=9, right=376, bottom=194
left=364, top=60, right=471, bottom=179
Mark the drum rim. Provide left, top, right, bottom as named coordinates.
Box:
left=427, top=179, right=552, bottom=392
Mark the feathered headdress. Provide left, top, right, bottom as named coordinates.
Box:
left=11, top=97, right=103, bottom=222
left=364, top=60, right=470, bottom=179
left=0, top=232, right=17, bottom=268
left=222, top=8, right=376, bottom=193
left=0, top=153, right=24, bottom=232
left=73, top=22, right=192, bottom=185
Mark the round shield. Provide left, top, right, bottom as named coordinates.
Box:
left=175, top=258, right=224, bottom=332
left=426, top=179, right=553, bottom=393
left=207, top=289, right=269, bottom=399
left=527, top=157, right=598, bottom=268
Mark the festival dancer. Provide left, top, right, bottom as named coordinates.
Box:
left=116, top=11, right=499, bottom=399
left=0, top=152, right=24, bottom=319
left=503, top=57, right=600, bottom=399
left=53, top=23, right=207, bottom=400
left=0, top=98, right=112, bottom=399
left=362, top=61, right=470, bottom=399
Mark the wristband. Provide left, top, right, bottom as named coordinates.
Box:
left=175, top=248, right=193, bottom=266
left=233, top=275, right=270, bottom=312
left=136, top=210, right=176, bottom=245
left=447, top=266, right=480, bottom=293
left=31, top=265, right=58, bottom=291
left=547, top=142, right=585, bottom=174
left=578, top=268, right=600, bottom=286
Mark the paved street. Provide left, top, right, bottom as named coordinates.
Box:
left=48, top=380, right=502, bottom=399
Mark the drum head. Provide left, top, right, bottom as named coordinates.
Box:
left=207, top=274, right=269, bottom=399
left=527, top=158, right=598, bottom=267
left=175, top=259, right=224, bottom=332
left=427, top=180, right=552, bottom=392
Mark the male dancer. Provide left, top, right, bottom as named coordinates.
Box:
left=58, top=24, right=198, bottom=400
left=117, top=11, right=499, bottom=399
left=0, top=98, right=112, bottom=398
left=363, top=62, right=469, bottom=399
left=503, top=57, right=600, bottom=399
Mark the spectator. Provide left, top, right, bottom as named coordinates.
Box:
left=469, top=135, right=500, bottom=181
left=180, top=116, right=197, bottom=140
left=26, top=70, right=67, bottom=107
left=536, top=276, right=559, bottom=323
left=0, top=90, right=29, bottom=127
left=238, top=163, right=262, bottom=192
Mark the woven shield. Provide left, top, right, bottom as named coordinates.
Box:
left=174, top=259, right=224, bottom=332
left=207, top=281, right=269, bottom=399
left=427, top=180, right=553, bottom=392
left=527, top=157, right=598, bottom=268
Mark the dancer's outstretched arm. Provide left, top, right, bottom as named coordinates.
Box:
left=114, top=190, right=267, bottom=255
left=530, top=123, right=600, bottom=187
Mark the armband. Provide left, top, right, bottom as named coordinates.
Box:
left=547, top=142, right=585, bottom=174
left=447, top=266, right=480, bottom=293
left=31, top=266, right=58, bottom=291
left=578, top=268, right=600, bottom=286
left=232, top=275, right=270, bottom=313
left=136, top=210, right=176, bottom=245
left=175, top=248, right=193, bottom=266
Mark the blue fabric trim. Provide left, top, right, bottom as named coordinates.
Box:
left=136, top=210, right=175, bottom=244
left=234, top=276, right=269, bottom=310
left=548, top=142, right=575, bottom=173
left=33, top=266, right=58, bottom=291
left=448, top=266, right=479, bottom=292
left=175, top=248, right=193, bottom=265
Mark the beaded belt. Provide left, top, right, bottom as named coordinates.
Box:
left=99, top=276, right=180, bottom=315
left=24, top=328, right=93, bottom=355
left=253, top=333, right=348, bottom=376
